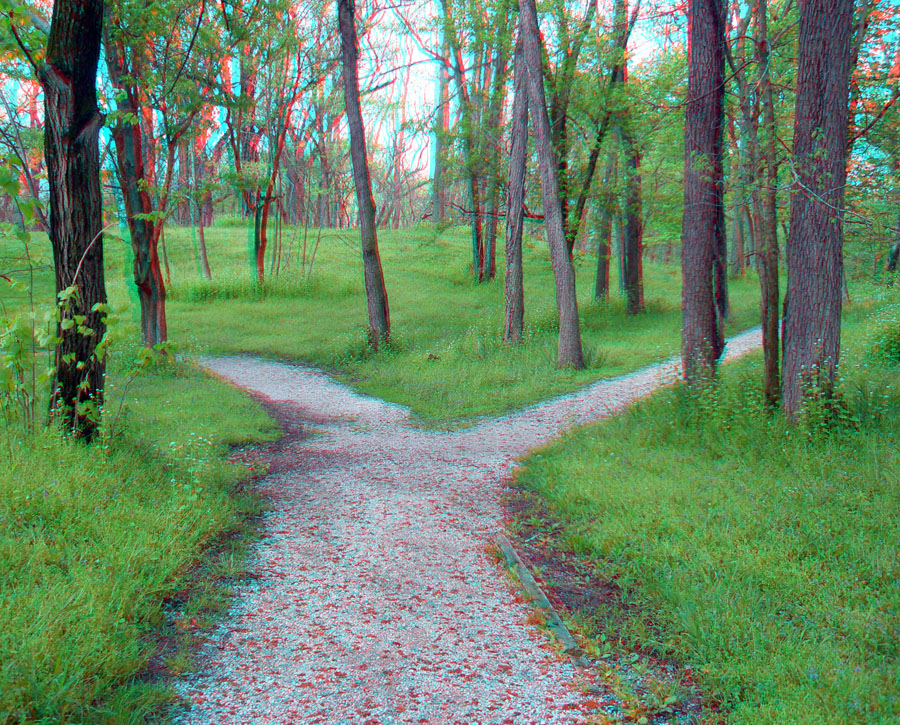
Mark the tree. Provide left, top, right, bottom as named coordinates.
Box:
left=519, top=0, right=584, bottom=369
left=441, top=0, right=513, bottom=282
left=338, top=0, right=390, bottom=346
left=782, top=0, right=855, bottom=418
left=104, top=0, right=220, bottom=345
left=681, top=0, right=727, bottom=383
left=752, top=0, right=780, bottom=407
left=614, top=0, right=645, bottom=316
left=39, top=0, right=108, bottom=438
left=593, top=151, right=617, bottom=300
left=504, top=31, right=527, bottom=344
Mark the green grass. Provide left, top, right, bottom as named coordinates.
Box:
left=512, top=287, right=900, bottom=723
left=0, top=348, right=278, bottom=722
left=3, top=223, right=765, bottom=426
left=137, top=224, right=762, bottom=423
left=0, top=218, right=765, bottom=721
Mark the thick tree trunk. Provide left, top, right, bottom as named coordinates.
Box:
left=782, top=0, right=854, bottom=418
left=41, top=0, right=107, bottom=439
left=338, top=0, right=390, bottom=345
left=520, top=0, right=585, bottom=369
left=504, top=33, right=527, bottom=345
left=681, top=0, right=727, bottom=383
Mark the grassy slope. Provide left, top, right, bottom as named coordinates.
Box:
left=156, top=224, right=762, bottom=423
left=1, top=221, right=759, bottom=721
left=0, top=227, right=281, bottom=722
left=513, top=288, right=900, bottom=723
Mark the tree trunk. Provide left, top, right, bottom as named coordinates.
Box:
left=520, top=0, right=585, bottom=369
left=681, top=0, right=727, bottom=383
left=41, top=0, right=107, bottom=439
left=176, top=136, right=191, bottom=225
left=754, top=0, right=780, bottom=407
left=192, top=141, right=212, bottom=279
left=619, top=123, right=644, bottom=314
left=104, top=28, right=168, bottom=347
left=782, top=0, right=855, bottom=418
left=430, top=46, right=450, bottom=224
left=594, top=208, right=612, bottom=300
left=483, top=34, right=510, bottom=282
left=594, top=153, right=616, bottom=300
left=338, top=0, right=390, bottom=346
left=504, top=33, right=527, bottom=345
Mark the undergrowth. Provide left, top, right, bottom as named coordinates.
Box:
left=0, top=355, right=278, bottom=723
left=514, top=299, right=900, bottom=723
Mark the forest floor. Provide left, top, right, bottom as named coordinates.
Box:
left=172, top=328, right=762, bottom=724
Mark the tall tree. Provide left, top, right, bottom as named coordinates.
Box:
left=338, top=0, right=390, bottom=346
left=519, top=0, right=584, bottom=369
left=441, top=0, right=512, bottom=282
left=430, top=43, right=451, bottom=224
left=681, top=0, right=727, bottom=382
left=612, top=0, right=644, bottom=314
left=545, top=0, right=596, bottom=253
left=752, top=0, right=780, bottom=407
left=782, top=0, right=855, bottom=417
left=39, top=0, right=108, bottom=438
left=504, top=31, right=527, bottom=344
left=594, top=151, right=617, bottom=300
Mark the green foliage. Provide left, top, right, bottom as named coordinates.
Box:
left=514, top=304, right=900, bottom=723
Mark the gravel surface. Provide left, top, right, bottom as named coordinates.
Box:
left=175, top=328, right=762, bottom=724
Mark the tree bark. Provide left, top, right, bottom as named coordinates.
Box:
left=41, top=0, right=107, bottom=439
left=104, top=29, right=167, bottom=347
left=754, top=0, right=780, bottom=407
left=681, top=0, right=727, bottom=383
left=519, top=0, right=585, bottom=369
left=619, top=122, right=644, bottom=314
left=782, top=0, right=855, bottom=418
left=594, top=152, right=617, bottom=300
left=338, top=0, right=390, bottom=346
left=504, top=32, right=527, bottom=344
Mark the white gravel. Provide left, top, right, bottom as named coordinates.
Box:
left=174, top=328, right=762, bottom=724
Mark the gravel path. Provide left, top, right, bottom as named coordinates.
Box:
left=175, top=328, right=762, bottom=724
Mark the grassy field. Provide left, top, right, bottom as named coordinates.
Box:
left=151, top=223, right=763, bottom=423
left=0, top=220, right=763, bottom=721
left=512, top=285, right=900, bottom=723
left=1, top=216, right=861, bottom=722
left=0, top=354, right=279, bottom=722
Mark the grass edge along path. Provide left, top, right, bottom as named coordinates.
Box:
left=0, top=355, right=280, bottom=724
left=511, top=332, right=900, bottom=723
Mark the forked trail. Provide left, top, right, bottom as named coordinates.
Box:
left=175, top=328, right=762, bottom=724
